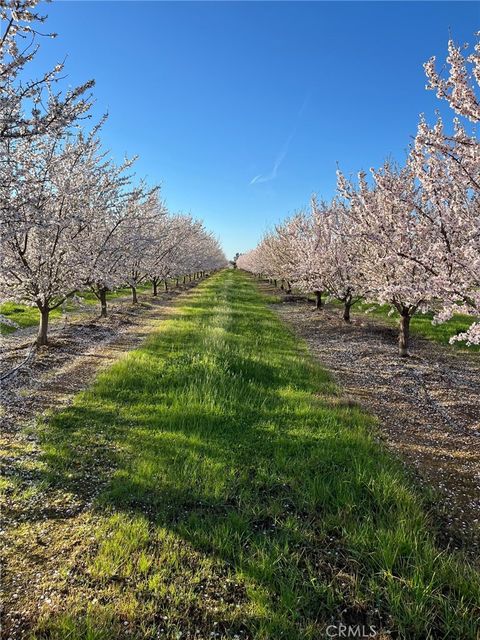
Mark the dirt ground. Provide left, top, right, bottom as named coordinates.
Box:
left=272, top=291, right=480, bottom=557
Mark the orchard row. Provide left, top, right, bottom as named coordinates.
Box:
left=238, top=35, right=479, bottom=356
left=0, top=1, right=226, bottom=346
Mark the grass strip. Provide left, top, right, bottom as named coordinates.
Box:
left=30, top=270, right=479, bottom=639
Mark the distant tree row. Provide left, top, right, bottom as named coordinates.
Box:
left=0, top=0, right=226, bottom=345
left=238, top=35, right=479, bottom=356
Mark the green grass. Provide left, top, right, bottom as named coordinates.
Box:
left=0, top=300, right=59, bottom=333
left=0, top=283, right=152, bottom=335
left=23, top=271, right=479, bottom=638
left=325, top=299, right=479, bottom=351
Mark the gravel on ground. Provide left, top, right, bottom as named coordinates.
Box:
left=273, top=291, right=480, bottom=557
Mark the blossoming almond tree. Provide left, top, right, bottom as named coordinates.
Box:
left=236, top=248, right=262, bottom=275
left=238, top=198, right=364, bottom=319
left=424, top=34, right=480, bottom=122
left=175, top=224, right=226, bottom=281
left=405, top=121, right=479, bottom=344
left=83, top=162, right=161, bottom=316
left=239, top=35, right=479, bottom=353
left=409, top=34, right=480, bottom=345
left=236, top=216, right=318, bottom=298
left=310, top=197, right=365, bottom=322
left=251, top=224, right=301, bottom=293
left=195, top=232, right=227, bottom=274
left=204, top=232, right=225, bottom=274
left=276, top=211, right=327, bottom=304
left=337, top=164, right=434, bottom=356
left=0, top=0, right=227, bottom=345
left=115, top=190, right=164, bottom=304
left=147, top=215, right=205, bottom=294
left=0, top=0, right=94, bottom=141
left=0, top=127, right=123, bottom=345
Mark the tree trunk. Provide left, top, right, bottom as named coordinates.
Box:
left=131, top=285, right=138, bottom=304
left=164, top=280, right=168, bottom=292
left=399, top=313, right=410, bottom=357
left=37, top=306, right=49, bottom=347
left=274, top=279, right=277, bottom=288
left=183, top=275, right=186, bottom=284
left=176, top=278, right=179, bottom=287
left=314, top=290, right=322, bottom=310
left=286, top=281, right=292, bottom=294
left=99, top=287, right=108, bottom=318
left=152, top=279, right=158, bottom=296
left=343, top=300, right=352, bottom=323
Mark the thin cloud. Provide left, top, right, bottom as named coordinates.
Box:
left=250, top=136, right=291, bottom=184
left=250, top=93, right=310, bottom=186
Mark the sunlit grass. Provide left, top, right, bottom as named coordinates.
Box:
left=28, top=271, right=479, bottom=638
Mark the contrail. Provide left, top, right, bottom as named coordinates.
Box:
left=250, top=93, right=310, bottom=185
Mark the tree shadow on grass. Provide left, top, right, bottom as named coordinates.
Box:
left=18, top=273, right=480, bottom=640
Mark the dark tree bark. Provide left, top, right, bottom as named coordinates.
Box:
left=343, top=300, right=353, bottom=323
left=399, top=312, right=411, bottom=357
left=99, top=287, right=108, bottom=318
left=314, top=290, right=323, bottom=310
left=164, top=280, right=168, bottom=292
left=176, top=278, right=179, bottom=287
left=342, top=292, right=354, bottom=322
left=37, top=305, right=50, bottom=346
left=131, top=285, right=138, bottom=304
left=152, top=279, right=158, bottom=296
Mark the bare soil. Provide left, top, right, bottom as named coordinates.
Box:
left=272, top=289, right=480, bottom=556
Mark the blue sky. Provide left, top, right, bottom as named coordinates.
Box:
left=33, top=1, right=478, bottom=258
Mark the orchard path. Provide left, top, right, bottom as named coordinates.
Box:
left=0, top=280, right=204, bottom=637
left=1, top=271, right=479, bottom=639
left=273, top=289, right=480, bottom=555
